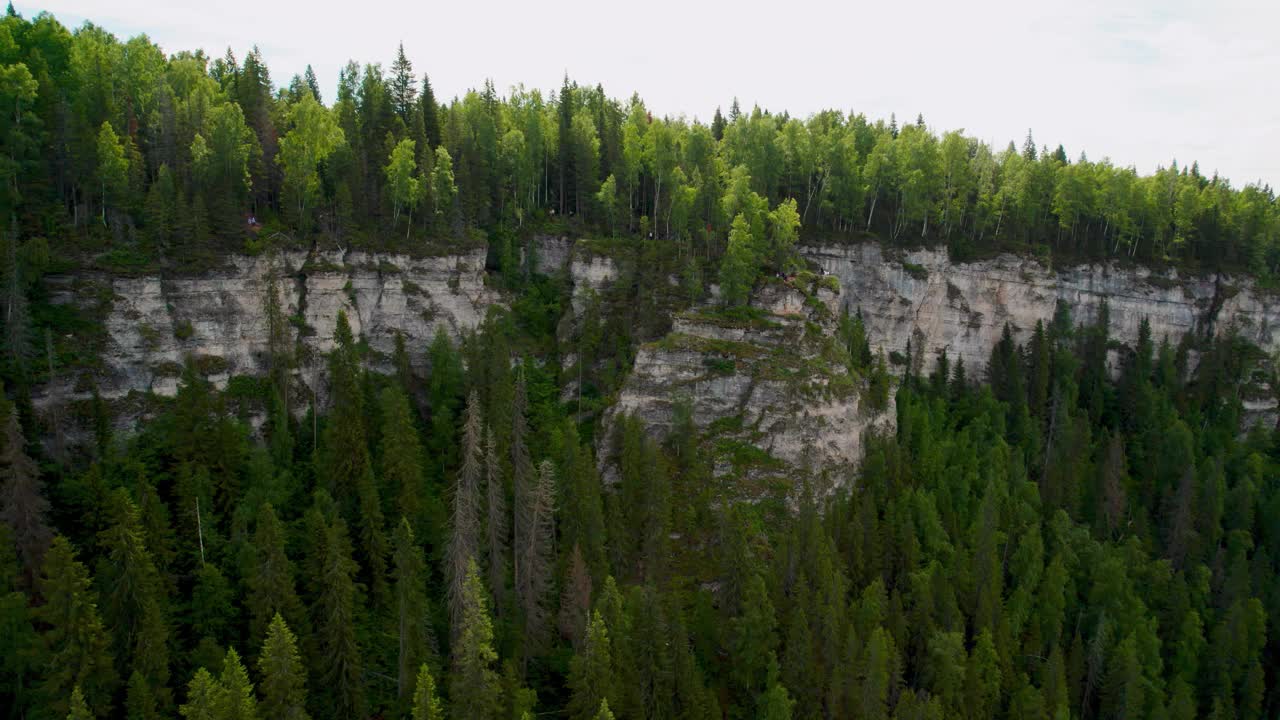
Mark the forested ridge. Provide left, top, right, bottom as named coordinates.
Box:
left=0, top=6, right=1278, bottom=720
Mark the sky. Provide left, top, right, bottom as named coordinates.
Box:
left=15, top=0, right=1280, bottom=188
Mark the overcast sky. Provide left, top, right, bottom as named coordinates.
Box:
left=16, top=0, right=1280, bottom=188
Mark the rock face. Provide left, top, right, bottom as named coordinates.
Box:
left=37, top=236, right=1280, bottom=460
left=43, top=247, right=498, bottom=407
left=807, top=242, right=1280, bottom=373
left=605, top=279, right=896, bottom=496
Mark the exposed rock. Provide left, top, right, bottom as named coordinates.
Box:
left=605, top=279, right=895, bottom=497
left=36, top=237, right=1280, bottom=465
left=806, top=242, right=1280, bottom=374
left=41, top=247, right=498, bottom=409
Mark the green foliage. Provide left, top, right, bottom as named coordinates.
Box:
left=0, top=16, right=1278, bottom=718
left=257, top=614, right=310, bottom=720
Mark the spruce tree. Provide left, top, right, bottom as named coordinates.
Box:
left=567, top=610, right=616, bottom=720
left=518, top=459, right=557, bottom=656
left=321, top=314, right=389, bottom=603
left=510, top=372, right=534, bottom=600
left=484, top=428, right=509, bottom=618
left=125, top=670, right=158, bottom=720
left=246, top=503, right=307, bottom=649
left=410, top=663, right=444, bottom=720
left=178, top=668, right=220, bottom=720
left=216, top=648, right=258, bottom=720
left=392, top=519, right=432, bottom=707
left=380, top=386, right=425, bottom=530
left=447, top=391, right=484, bottom=632
left=730, top=573, right=777, bottom=710
left=389, top=43, right=417, bottom=119
left=96, top=489, right=169, bottom=699
left=420, top=74, right=441, bottom=148
left=35, top=537, right=117, bottom=717
left=312, top=518, right=364, bottom=719
left=757, top=656, right=795, bottom=720
left=66, top=686, right=93, bottom=720
left=0, top=394, right=50, bottom=579
left=558, top=543, right=593, bottom=649
left=450, top=559, right=499, bottom=720
left=257, top=614, right=310, bottom=720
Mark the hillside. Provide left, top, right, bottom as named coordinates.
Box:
left=0, top=8, right=1278, bottom=720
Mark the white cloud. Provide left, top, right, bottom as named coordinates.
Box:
left=15, top=0, right=1280, bottom=187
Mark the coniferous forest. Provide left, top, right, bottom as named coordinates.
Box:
left=0, top=6, right=1279, bottom=720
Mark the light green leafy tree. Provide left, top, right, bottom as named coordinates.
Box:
left=278, top=94, right=344, bottom=229
left=385, top=137, right=419, bottom=233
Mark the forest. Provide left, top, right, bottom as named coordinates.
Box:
left=0, top=6, right=1278, bottom=720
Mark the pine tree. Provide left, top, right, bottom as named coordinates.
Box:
left=36, top=537, right=117, bottom=716
left=0, top=394, right=50, bottom=579
left=393, top=519, right=433, bottom=707
left=246, top=503, right=307, bottom=648
left=447, top=391, right=484, bottom=632
left=410, top=663, right=444, bottom=720
left=216, top=648, right=258, bottom=720
left=592, top=699, right=616, bottom=720
left=451, top=559, right=499, bottom=720
left=257, top=614, right=311, bottom=720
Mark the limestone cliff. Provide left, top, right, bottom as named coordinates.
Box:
left=806, top=242, right=1280, bottom=425
left=603, top=277, right=895, bottom=496
left=807, top=242, right=1280, bottom=371
left=41, top=247, right=498, bottom=412
left=37, top=237, right=1280, bottom=459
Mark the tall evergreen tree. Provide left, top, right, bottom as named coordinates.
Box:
left=410, top=663, right=444, bottom=720
left=257, top=614, right=311, bottom=720
left=517, top=459, right=556, bottom=656
left=95, top=489, right=169, bottom=700
left=567, top=610, right=616, bottom=720
left=484, top=428, right=509, bottom=617
left=392, top=519, right=433, bottom=707
left=380, top=386, right=426, bottom=530
left=389, top=43, right=417, bottom=120
left=450, top=559, right=499, bottom=720
left=215, top=648, right=258, bottom=720
left=312, top=518, right=364, bottom=719
left=36, top=537, right=117, bottom=717
left=0, top=394, right=50, bottom=579
left=246, top=503, right=307, bottom=649
left=447, top=390, right=484, bottom=632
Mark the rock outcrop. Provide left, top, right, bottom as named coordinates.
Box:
left=42, top=247, right=498, bottom=408
left=806, top=242, right=1280, bottom=373
left=605, top=278, right=895, bottom=496
left=37, top=236, right=1280, bottom=461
